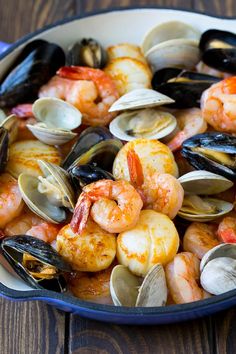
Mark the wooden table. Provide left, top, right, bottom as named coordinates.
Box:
left=0, top=1, right=236, bottom=353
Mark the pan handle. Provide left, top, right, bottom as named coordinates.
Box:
left=0, top=41, right=11, bottom=55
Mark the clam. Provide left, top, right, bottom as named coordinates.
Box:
left=152, top=68, right=220, bottom=108
left=200, top=243, right=236, bottom=271
left=0, top=109, right=6, bottom=122
left=110, top=264, right=167, bottom=307
left=1, top=235, right=72, bottom=292
left=178, top=170, right=234, bottom=222
left=0, top=114, right=18, bottom=144
left=109, top=108, right=176, bottom=141
left=66, top=38, right=107, bottom=68
left=28, top=97, right=82, bottom=146
left=0, top=40, right=65, bottom=107
left=108, top=88, right=174, bottom=112
left=182, top=132, right=236, bottom=180
left=0, top=127, right=9, bottom=173
left=141, top=21, right=201, bottom=55
left=18, top=160, right=75, bottom=223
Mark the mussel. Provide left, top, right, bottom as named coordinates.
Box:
left=66, top=38, right=107, bottom=68
left=0, top=127, right=9, bottom=173
left=182, top=132, right=236, bottom=180
left=200, top=29, right=236, bottom=73
left=152, top=68, right=220, bottom=108
left=0, top=40, right=65, bottom=107
left=1, top=236, right=72, bottom=292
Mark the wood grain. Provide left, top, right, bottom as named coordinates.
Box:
left=194, top=0, right=236, bottom=16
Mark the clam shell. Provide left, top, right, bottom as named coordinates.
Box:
left=178, top=197, right=233, bottom=222
left=136, top=264, right=167, bottom=307
left=200, top=257, right=236, bottom=295
left=27, top=123, right=77, bottom=146
left=32, top=97, right=82, bottom=130
left=142, top=21, right=201, bottom=54
left=109, top=108, right=176, bottom=141
left=110, top=265, right=141, bottom=306
left=146, top=39, right=200, bottom=72
left=200, top=243, right=236, bottom=272
left=37, top=159, right=75, bottom=210
left=18, top=173, right=66, bottom=223
left=0, top=114, right=18, bottom=144
left=178, top=170, right=233, bottom=195
left=109, top=88, right=174, bottom=112
left=0, top=109, right=6, bottom=122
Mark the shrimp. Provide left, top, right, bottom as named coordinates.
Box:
left=107, top=43, right=147, bottom=64
left=217, top=216, right=236, bottom=243
left=70, top=179, right=143, bottom=234
left=11, top=104, right=33, bottom=117
left=40, top=66, right=119, bottom=126
left=183, top=222, right=220, bottom=259
left=11, top=103, right=36, bottom=140
left=0, top=173, right=24, bottom=228
left=165, top=252, right=211, bottom=304
left=201, top=77, right=236, bottom=133
left=167, top=108, right=207, bottom=152
left=127, top=149, right=184, bottom=219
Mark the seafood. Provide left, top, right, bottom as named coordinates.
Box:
left=0, top=127, right=9, bottom=173
left=69, top=164, right=114, bottom=189
left=183, top=222, right=220, bottom=259
left=0, top=173, right=24, bottom=228
left=56, top=220, right=116, bottom=272
left=165, top=252, right=210, bottom=304
left=117, top=210, right=179, bottom=276
left=52, top=66, right=119, bottom=126
left=107, top=43, right=147, bottom=63
left=70, top=179, right=143, bottom=234
left=127, top=148, right=184, bottom=219
left=201, top=77, right=236, bottom=133
left=217, top=217, right=236, bottom=243
left=167, top=108, right=207, bottom=152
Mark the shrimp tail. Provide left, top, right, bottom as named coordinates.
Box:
left=57, top=66, right=83, bottom=80
left=127, top=149, right=146, bottom=203
left=167, top=131, right=187, bottom=152
left=70, top=193, right=92, bottom=234
left=11, top=104, right=33, bottom=118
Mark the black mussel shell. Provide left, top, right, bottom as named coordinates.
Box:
left=152, top=68, right=219, bottom=108
left=70, top=163, right=114, bottom=189
left=1, top=236, right=72, bottom=292
left=200, top=29, right=236, bottom=74
left=0, top=127, right=9, bottom=173
left=182, top=132, right=236, bottom=180
left=0, top=40, right=65, bottom=107
left=62, top=126, right=122, bottom=170
left=66, top=38, right=107, bottom=68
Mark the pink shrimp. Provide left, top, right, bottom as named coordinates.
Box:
left=39, top=66, right=119, bottom=126
left=217, top=216, right=236, bottom=243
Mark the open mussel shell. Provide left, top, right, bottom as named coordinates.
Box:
left=18, top=174, right=67, bottom=223
left=62, top=126, right=115, bottom=170
left=182, top=132, right=236, bottom=180
left=200, top=243, right=236, bottom=272
left=66, top=38, right=107, bottom=68
left=27, top=123, right=77, bottom=146
left=69, top=163, right=114, bottom=189
left=109, top=88, right=174, bottom=112
left=0, top=40, right=65, bottom=107
left=152, top=68, right=220, bottom=108
left=109, top=108, right=176, bottom=141
left=1, top=236, right=72, bottom=292
left=0, top=127, right=9, bottom=173
left=0, top=114, right=18, bottom=144
left=145, top=39, right=200, bottom=73
left=141, top=21, right=201, bottom=55
left=178, top=170, right=233, bottom=195
left=110, top=264, right=167, bottom=307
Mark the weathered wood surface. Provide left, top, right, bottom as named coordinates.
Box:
left=0, top=1, right=236, bottom=353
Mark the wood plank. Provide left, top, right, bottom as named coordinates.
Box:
left=0, top=298, right=66, bottom=354
left=0, top=0, right=75, bottom=42
left=194, top=0, right=236, bottom=16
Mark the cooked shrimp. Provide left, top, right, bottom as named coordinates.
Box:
left=104, top=57, right=152, bottom=95
left=217, top=216, right=236, bottom=243
left=11, top=103, right=36, bottom=140
left=165, top=252, right=211, bottom=304
left=39, top=66, right=119, bottom=126
left=70, top=179, right=143, bottom=234
left=167, top=108, right=207, bottom=152
left=0, top=173, right=24, bottom=228
left=26, top=223, right=61, bottom=243
left=11, top=104, right=33, bottom=117
left=107, top=43, right=147, bottom=64
left=127, top=148, right=184, bottom=219
left=183, top=222, right=220, bottom=259
left=201, top=77, right=236, bottom=133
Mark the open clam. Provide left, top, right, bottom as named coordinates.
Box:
left=0, top=114, right=18, bottom=144
left=109, top=108, right=176, bottom=141
left=0, top=127, right=9, bottom=173
left=109, top=88, right=174, bottom=112
left=28, top=97, right=82, bottom=145
left=110, top=264, right=167, bottom=307
left=18, top=160, right=75, bottom=223
left=1, top=235, right=72, bottom=292
left=178, top=170, right=234, bottom=222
